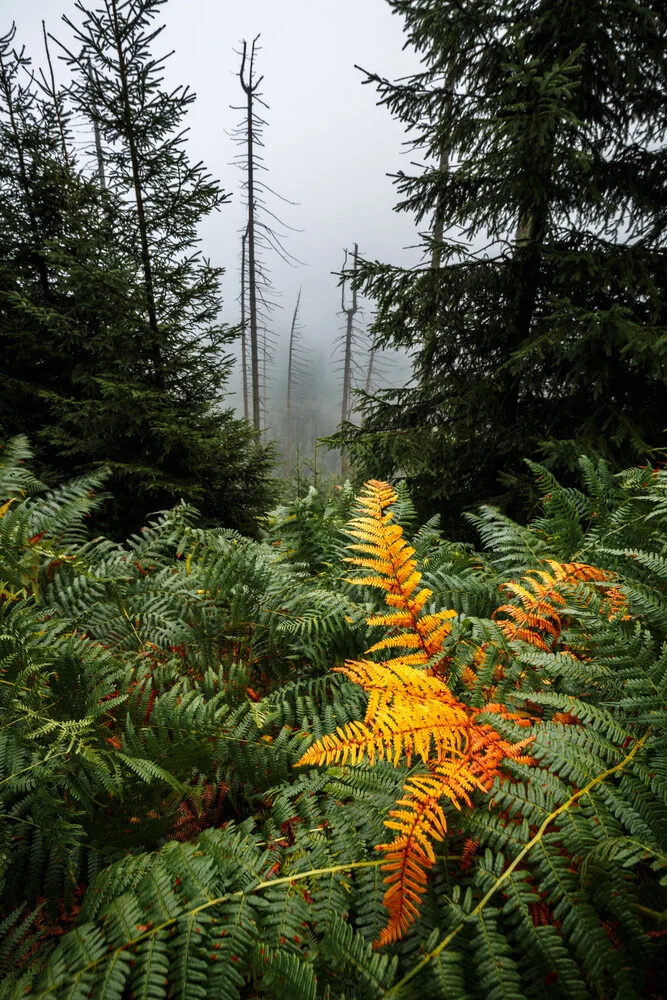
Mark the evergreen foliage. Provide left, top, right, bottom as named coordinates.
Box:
left=1, top=437, right=666, bottom=997
left=339, top=0, right=667, bottom=527
left=0, top=5, right=275, bottom=537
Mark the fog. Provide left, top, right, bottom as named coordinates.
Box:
left=3, top=0, right=425, bottom=465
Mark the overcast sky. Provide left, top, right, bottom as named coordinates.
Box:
left=3, top=0, right=422, bottom=411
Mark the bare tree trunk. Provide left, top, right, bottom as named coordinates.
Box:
left=262, top=326, right=268, bottom=439
left=109, top=0, right=164, bottom=389
left=93, top=117, right=106, bottom=189
left=340, top=243, right=359, bottom=478
left=286, top=286, right=302, bottom=477
left=365, top=345, right=376, bottom=395
left=240, top=37, right=262, bottom=431
left=83, top=61, right=106, bottom=189
left=240, top=225, right=249, bottom=420
left=42, top=22, right=70, bottom=168
left=295, top=422, right=301, bottom=495
left=431, top=140, right=450, bottom=270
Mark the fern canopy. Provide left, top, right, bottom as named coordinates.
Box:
left=1, top=440, right=666, bottom=998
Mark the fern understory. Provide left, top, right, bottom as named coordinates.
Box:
left=0, top=435, right=665, bottom=999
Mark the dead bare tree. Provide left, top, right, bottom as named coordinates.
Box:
left=39, top=22, right=70, bottom=168
left=240, top=224, right=249, bottom=420
left=233, top=36, right=302, bottom=435
left=239, top=36, right=262, bottom=430
left=262, top=326, right=268, bottom=437
left=364, top=339, right=398, bottom=397
left=285, top=286, right=310, bottom=477
left=339, top=243, right=360, bottom=478
left=340, top=244, right=359, bottom=427
left=365, top=344, right=376, bottom=395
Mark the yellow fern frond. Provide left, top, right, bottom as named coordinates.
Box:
left=494, top=559, right=627, bottom=650
left=344, top=481, right=425, bottom=609
left=374, top=651, right=442, bottom=669
left=346, top=575, right=394, bottom=591
left=0, top=498, right=15, bottom=518
left=340, top=660, right=460, bottom=707
left=296, top=719, right=379, bottom=767
left=366, top=609, right=456, bottom=664
left=366, top=612, right=415, bottom=628
left=296, top=480, right=535, bottom=947
left=366, top=633, right=425, bottom=653
left=347, top=557, right=396, bottom=575
left=375, top=762, right=482, bottom=946
left=297, top=660, right=470, bottom=769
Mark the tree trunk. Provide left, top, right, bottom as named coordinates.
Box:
left=109, top=0, right=164, bottom=390
left=240, top=38, right=262, bottom=431
left=431, top=140, right=450, bottom=270
left=42, top=22, right=70, bottom=168
left=365, top=345, right=376, bottom=395
left=93, top=117, right=106, bottom=189
left=240, top=225, right=249, bottom=420
left=421, top=128, right=451, bottom=382
left=262, top=326, right=268, bottom=440
left=340, top=243, right=359, bottom=478
left=286, top=286, right=302, bottom=477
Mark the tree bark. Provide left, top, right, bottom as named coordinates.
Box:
left=340, top=243, right=359, bottom=478
left=240, top=37, right=263, bottom=431
left=286, top=286, right=302, bottom=476
left=108, top=0, right=164, bottom=390
left=42, top=22, right=70, bottom=168
left=240, top=225, right=249, bottom=420
left=365, top=345, right=376, bottom=395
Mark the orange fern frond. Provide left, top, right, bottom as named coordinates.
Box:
left=0, top=498, right=16, bottom=518
left=494, top=559, right=627, bottom=649
left=295, top=480, right=535, bottom=947
left=461, top=836, right=480, bottom=871
left=297, top=660, right=470, bottom=769
left=599, top=585, right=631, bottom=621
left=374, top=769, right=465, bottom=946
left=465, top=718, right=534, bottom=785
left=344, top=480, right=456, bottom=668
left=552, top=710, right=582, bottom=726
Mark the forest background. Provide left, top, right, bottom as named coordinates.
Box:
left=1, top=0, right=419, bottom=521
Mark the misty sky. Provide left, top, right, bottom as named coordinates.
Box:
left=3, top=0, right=423, bottom=414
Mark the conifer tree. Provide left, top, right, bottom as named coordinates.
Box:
left=0, top=24, right=139, bottom=483
left=343, top=0, right=667, bottom=526
left=0, top=5, right=275, bottom=536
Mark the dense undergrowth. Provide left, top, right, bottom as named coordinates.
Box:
left=0, top=435, right=666, bottom=999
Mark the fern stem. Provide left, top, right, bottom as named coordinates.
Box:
left=385, top=730, right=651, bottom=997
left=635, top=904, right=667, bottom=925
left=120, top=602, right=145, bottom=648
left=33, top=857, right=394, bottom=994
left=574, top=507, right=648, bottom=561
left=0, top=749, right=68, bottom=786
left=0, top=680, right=32, bottom=694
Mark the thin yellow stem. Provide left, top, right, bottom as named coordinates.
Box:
left=0, top=749, right=68, bottom=787
left=31, top=857, right=394, bottom=997
left=384, top=731, right=650, bottom=997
